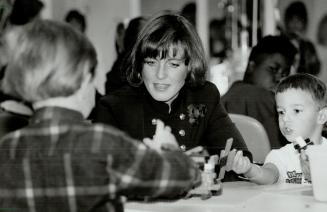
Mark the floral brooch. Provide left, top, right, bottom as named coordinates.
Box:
left=187, top=104, right=207, bottom=124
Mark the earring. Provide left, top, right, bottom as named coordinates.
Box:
left=129, top=72, right=143, bottom=87
left=137, top=73, right=142, bottom=80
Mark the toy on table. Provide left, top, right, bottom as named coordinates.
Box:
left=185, top=138, right=235, bottom=200
left=294, top=136, right=313, bottom=182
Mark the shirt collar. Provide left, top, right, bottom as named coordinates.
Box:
left=30, top=106, right=84, bottom=124
left=142, top=85, right=186, bottom=114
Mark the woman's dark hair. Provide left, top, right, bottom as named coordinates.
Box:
left=125, top=12, right=207, bottom=88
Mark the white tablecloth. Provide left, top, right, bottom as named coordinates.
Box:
left=125, top=181, right=327, bottom=212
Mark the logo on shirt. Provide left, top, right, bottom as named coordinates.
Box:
left=285, top=171, right=302, bottom=184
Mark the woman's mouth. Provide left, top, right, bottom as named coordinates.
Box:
left=154, top=83, right=169, bottom=91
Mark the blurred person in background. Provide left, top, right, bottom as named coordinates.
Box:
left=180, top=2, right=196, bottom=27
left=64, top=9, right=86, bottom=33
left=222, top=35, right=297, bottom=149
left=283, top=1, right=321, bottom=76
left=316, top=14, right=327, bottom=85
left=208, top=18, right=232, bottom=96
left=7, top=0, right=43, bottom=26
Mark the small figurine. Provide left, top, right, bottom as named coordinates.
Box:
left=294, top=136, right=313, bottom=182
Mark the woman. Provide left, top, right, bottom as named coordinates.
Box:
left=94, top=12, right=251, bottom=179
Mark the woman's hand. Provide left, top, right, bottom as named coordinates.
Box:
left=143, top=119, right=179, bottom=152
left=232, top=150, right=252, bottom=174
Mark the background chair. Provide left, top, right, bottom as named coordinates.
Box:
left=229, top=113, right=271, bottom=164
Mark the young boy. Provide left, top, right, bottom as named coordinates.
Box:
left=231, top=73, right=327, bottom=184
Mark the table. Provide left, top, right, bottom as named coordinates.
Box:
left=125, top=182, right=327, bottom=212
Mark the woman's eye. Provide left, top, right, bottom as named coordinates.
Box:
left=168, top=61, right=180, bottom=68
left=144, top=59, right=156, bottom=66
left=168, top=62, right=180, bottom=68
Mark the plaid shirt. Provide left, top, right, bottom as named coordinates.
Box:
left=0, top=107, right=200, bottom=212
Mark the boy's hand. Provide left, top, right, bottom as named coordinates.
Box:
left=300, top=151, right=311, bottom=182
left=232, top=150, right=252, bottom=174
left=143, top=119, right=179, bottom=152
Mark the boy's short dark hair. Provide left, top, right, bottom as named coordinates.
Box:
left=243, top=35, right=297, bottom=83
left=276, top=73, right=327, bottom=107
left=248, top=35, right=297, bottom=68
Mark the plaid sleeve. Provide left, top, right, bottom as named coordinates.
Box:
left=100, top=129, right=201, bottom=199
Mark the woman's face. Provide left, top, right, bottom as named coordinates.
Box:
left=142, top=46, right=188, bottom=105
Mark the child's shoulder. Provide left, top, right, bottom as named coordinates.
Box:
left=266, top=144, right=295, bottom=160
left=273, top=143, right=295, bottom=153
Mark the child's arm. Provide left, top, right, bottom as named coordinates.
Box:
left=232, top=150, right=279, bottom=185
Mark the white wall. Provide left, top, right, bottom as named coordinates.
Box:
left=43, top=0, right=131, bottom=94
left=141, top=0, right=191, bottom=16
left=86, top=0, right=130, bottom=94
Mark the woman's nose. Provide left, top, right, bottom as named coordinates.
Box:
left=156, top=62, right=167, bottom=79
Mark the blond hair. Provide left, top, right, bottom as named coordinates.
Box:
left=1, top=19, right=97, bottom=102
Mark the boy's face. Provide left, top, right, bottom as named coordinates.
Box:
left=252, top=53, right=290, bottom=91
left=276, top=88, right=321, bottom=143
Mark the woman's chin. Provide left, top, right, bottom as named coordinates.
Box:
left=151, top=95, right=170, bottom=102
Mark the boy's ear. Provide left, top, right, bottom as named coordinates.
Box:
left=317, top=107, right=327, bottom=125
left=82, top=62, right=94, bottom=84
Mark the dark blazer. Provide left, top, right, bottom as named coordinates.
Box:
left=94, top=81, right=250, bottom=157
left=221, top=81, right=288, bottom=149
